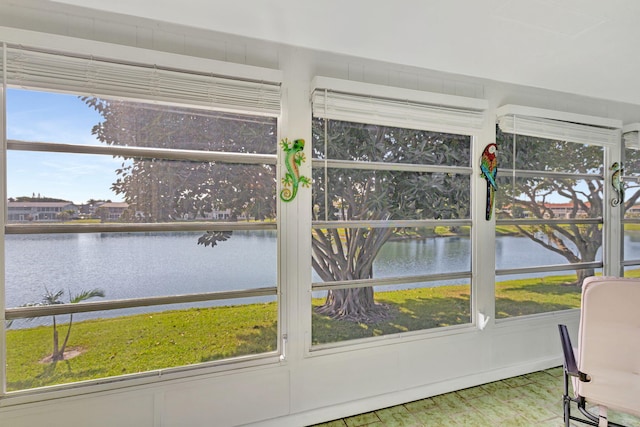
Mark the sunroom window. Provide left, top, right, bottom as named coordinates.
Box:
left=309, top=78, right=486, bottom=346
left=1, top=45, right=281, bottom=393
left=495, top=106, right=621, bottom=319
left=622, top=124, right=640, bottom=275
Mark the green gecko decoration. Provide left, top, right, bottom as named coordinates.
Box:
left=280, top=138, right=311, bottom=202
left=610, top=161, right=624, bottom=207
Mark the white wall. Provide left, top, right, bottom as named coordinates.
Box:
left=1, top=2, right=639, bottom=426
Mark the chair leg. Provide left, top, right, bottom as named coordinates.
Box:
left=564, top=369, right=572, bottom=427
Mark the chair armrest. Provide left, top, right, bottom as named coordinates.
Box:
left=558, top=324, right=588, bottom=381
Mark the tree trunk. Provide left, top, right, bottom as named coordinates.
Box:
left=58, top=314, right=74, bottom=359
left=576, top=268, right=595, bottom=287
left=316, top=287, right=379, bottom=321
left=312, top=226, right=394, bottom=323
left=52, top=316, right=61, bottom=361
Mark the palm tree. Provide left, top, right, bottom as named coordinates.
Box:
left=22, top=287, right=105, bottom=362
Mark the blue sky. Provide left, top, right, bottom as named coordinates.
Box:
left=7, top=89, right=123, bottom=204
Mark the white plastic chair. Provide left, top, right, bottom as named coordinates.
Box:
left=558, top=276, right=640, bottom=427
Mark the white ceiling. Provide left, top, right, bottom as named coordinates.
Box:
left=52, top=0, right=640, bottom=105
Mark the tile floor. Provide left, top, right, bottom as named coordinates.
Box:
left=309, top=367, right=640, bottom=427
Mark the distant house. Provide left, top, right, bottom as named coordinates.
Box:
left=95, top=202, right=130, bottom=221
left=544, top=202, right=590, bottom=219
left=7, top=201, right=78, bottom=222
left=501, top=202, right=592, bottom=219
left=207, top=209, right=232, bottom=220
left=179, top=208, right=233, bottom=220
left=627, top=204, right=640, bottom=217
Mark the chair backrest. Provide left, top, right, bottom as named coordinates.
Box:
left=577, top=276, right=640, bottom=417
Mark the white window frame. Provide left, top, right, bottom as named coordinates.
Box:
left=622, top=123, right=640, bottom=272
left=309, top=77, right=488, bottom=351
left=495, top=104, right=623, bottom=321
left=0, top=39, right=284, bottom=402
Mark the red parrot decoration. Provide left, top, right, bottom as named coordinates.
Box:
left=480, top=143, right=498, bottom=220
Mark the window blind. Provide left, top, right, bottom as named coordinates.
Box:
left=311, top=77, right=487, bottom=134
left=2, top=43, right=281, bottom=116
left=623, top=124, right=640, bottom=150
left=497, top=105, right=622, bottom=147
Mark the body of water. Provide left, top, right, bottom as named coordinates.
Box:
left=5, top=230, right=634, bottom=320
left=5, top=231, right=277, bottom=310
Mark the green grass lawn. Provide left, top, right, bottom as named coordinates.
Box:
left=6, top=303, right=277, bottom=391
left=5, top=273, right=592, bottom=391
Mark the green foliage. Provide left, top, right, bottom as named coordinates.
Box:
left=311, top=118, right=472, bottom=317
left=13, top=196, right=70, bottom=203
left=312, top=118, right=471, bottom=223
left=18, top=288, right=105, bottom=363
left=82, top=97, right=278, bottom=222
left=492, top=127, right=639, bottom=285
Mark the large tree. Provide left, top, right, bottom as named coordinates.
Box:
left=495, top=128, right=640, bottom=285
left=87, top=97, right=472, bottom=323
left=83, top=97, right=278, bottom=222
left=311, top=119, right=471, bottom=321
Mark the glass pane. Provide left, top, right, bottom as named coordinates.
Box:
left=5, top=299, right=277, bottom=391
left=496, top=125, right=605, bottom=319
left=311, top=118, right=473, bottom=344
left=312, top=227, right=470, bottom=286
left=5, top=231, right=277, bottom=309
left=623, top=180, right=640, bottom=219
left=625, top=147, right=640, bottom=178
left=375, top=229, right=470, bottom=279
left=496, top=224, right=602, bottom=270
left=7, top=89, right=102, bottom=146
left=312, top=280, right=471, bottom=345
left=312, top=117, right=471, bottom=166
left=624, top=265, right=640, bottom=278
left=313, top=168, right=470, bottom=221
left=624, top=223, right=640, bottom=263
left=7, top=151, right=276, bottom=223
left=5, top=87, right=280, bottom=390
left=624, top=148, right=640, bottom=219
left=498, top=129, right=603, bottom=174
left=312, top=226, right=471, bottom=344
left=495, top=271, right=588, bottom=318
left=496, top=176, right=603, bottom=220
left=7, top=89, right=278, bottom=153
